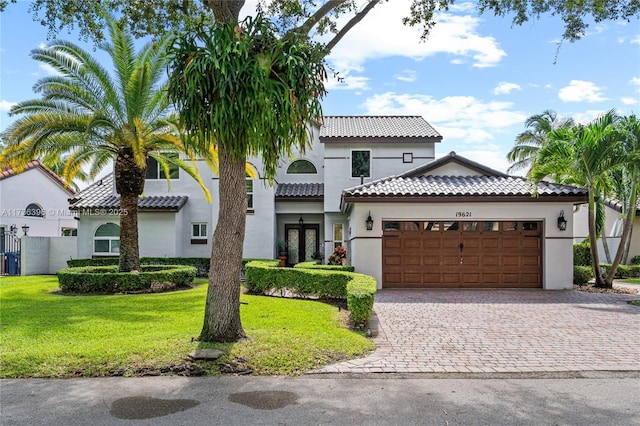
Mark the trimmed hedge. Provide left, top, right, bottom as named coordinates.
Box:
left=631, top=255, right=640, bottom=265
left=67, top=257, right=272, bottom=278
left=294, top=261, right=355, bottom=272
left=245, top=260, right=376, bottom=328
left=573, top=266, right=593, bottom=285
left=600, top=263, right=640, bottom=279
left=57, top=265, right=196, bottom=294
left=573, top=243, right=592, bottom=266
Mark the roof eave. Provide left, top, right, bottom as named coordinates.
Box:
left=319, top=136, right=442, bottom=144
left=342, top=194, right=589, bottom=204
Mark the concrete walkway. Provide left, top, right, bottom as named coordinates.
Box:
left=314, top=289, right=640, bottom=374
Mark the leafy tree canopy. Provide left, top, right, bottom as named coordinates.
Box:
left=2, top=0, right=639, bottom=44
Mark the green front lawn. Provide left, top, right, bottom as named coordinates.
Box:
left=0, top=276, right=374, bottom=377
left=620, top=278, right=640, bottom=285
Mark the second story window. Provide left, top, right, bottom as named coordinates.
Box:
left=25, top=203, right=45, bottom=218
left=351, top=150, right=371, bottom=178
left=287, top=159, right=317, bottom=174
left=146, top=153, right=179, bottom=180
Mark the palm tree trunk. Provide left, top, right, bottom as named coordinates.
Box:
left=588, top=191, right=606, bottom=287
left=114, top=149, right=145, bottom=272
left=605, top=170, right=639, bottom=285
left=601, top=227, right=612, bottom=263
left=200, top=145, right=247, bottom=342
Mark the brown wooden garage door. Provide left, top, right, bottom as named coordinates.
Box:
left=383, top=220, right=542, bottom=288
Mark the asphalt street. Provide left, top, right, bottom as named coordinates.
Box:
left=2, top=374, right=639, bottom=425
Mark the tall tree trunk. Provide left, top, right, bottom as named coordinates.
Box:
left=605, top=170, right=639, bottom=285
left=588, top=191, right=606, bottom=287
left=601, top=227, right=612, bottom=263
left=114, top=149, right=145, bottom=272
left=200, top=145, right=247, bottom=342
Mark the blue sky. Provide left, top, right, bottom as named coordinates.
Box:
left=1, top=1, right=639, bottom=174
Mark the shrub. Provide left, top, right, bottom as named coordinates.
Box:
left=631, top=255, right=640, bottom=265
left=573, top=243, right=592, bottom=266
left=67, top=257, right=273, bottom=278
left=327, top=246, right=346, bottom=265
left=600, top=264, right=640, bottom=279
left=245, top=260, right=376, bottom=328
left=294, top=261, right=355, bottom=273
left=573, top=266, right=593, bottom=285
left=57, top=265, right=196, bottom=294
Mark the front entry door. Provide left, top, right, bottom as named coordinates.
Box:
left=285, top=224, right=319, bottom=266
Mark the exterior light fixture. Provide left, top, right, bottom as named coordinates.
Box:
left=299, top=215, right=304, bottom=227
left=22, top=224, right=30, bottom=236
left=557, top=210, right=567, bottom=231
left=9, top=224, right=17, bottom=233
left=366, top=211, right=374, bottom=231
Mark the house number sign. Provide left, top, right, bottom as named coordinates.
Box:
left=455, top=211, right=472, bottom=217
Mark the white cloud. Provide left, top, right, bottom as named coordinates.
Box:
left=631, top=77, right=640, bottom=89
left=621, top=97, right=638, bottom=105
left=493, top=82, right=521, bottom=95
left=572, top=110, right=608, bottom=124
left=0, top=100, right=17, bottom=112
left=325, top=73, right=370, bottom=91
left=395, top=69, right=417, bottom=82
left=360, top=92, right=527, bottom=144
left=558, top=80, right=607, bottom=103
left=631, top=35, right=640, bottom=44
left=326, top=0, right=506, bottom=77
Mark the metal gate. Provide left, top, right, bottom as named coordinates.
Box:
left=1, top=226, right=21, bottom=276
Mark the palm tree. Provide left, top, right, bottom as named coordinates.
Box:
left=0, top=18, right=210, bottom=272
left=507, top=110, right=574, bottom=174
left=529, top=110, right=626, bottom=287
left=606, top=115, right=640, bottom=278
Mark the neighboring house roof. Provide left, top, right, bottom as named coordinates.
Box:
left=69, top=173, right=188, bottom=211
left=0, top=160, right=75, bottom=194
left=319, top=116, right=442, bottom=142
left=341, top=152, right=589, bottom=207
left=275, top=183, right=324, bottom=201
left=402, top=151, right=509, bottom=178
left=606, top=198, right=640, bottom=215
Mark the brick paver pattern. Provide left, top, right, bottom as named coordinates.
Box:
left=315, top=290, right=640, bottom=374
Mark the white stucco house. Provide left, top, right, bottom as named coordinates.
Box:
left=573, top=199, right=640, bottom=263
left=69, top=116, right=588, bottom=289
left=1, top=160, right=77, bottom=238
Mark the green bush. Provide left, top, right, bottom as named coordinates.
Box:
left=245, top=260, right=376, bottom=328
left=57, top=265, right=196, bottom=294
left=631, top=255, right=640, bottom=265
left=573, top=266, right=593, bottom=285
left=67, top=257, right=273, bottom=278
left=601, top=264, right=640, bottom=279
left=294, top=261, right=355, bottom=272
left=573, top=243, right=592, bottom=266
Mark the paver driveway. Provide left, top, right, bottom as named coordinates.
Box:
left=315, top=289, right=640, bottom=374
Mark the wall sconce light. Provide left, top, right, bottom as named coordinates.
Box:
left=9, top=224, right=17, bottom=233
left=365, top=211, right=374, bottom=231
left=298, top=215, right=304, bottom=227
left=22, top=224, right=30, bottom=236
left=557, top=210, right=567, bottom=231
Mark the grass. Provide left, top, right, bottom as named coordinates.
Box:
left=620, top=278, right=640, bottom=285
left=0, top=275, right=374, bottom=378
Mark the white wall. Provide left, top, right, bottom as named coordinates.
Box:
left=348, top=201, right=577, bottom=290
left=323, top=142, right=436, bottom=212
left=21, top=236, right=77, bottom=275
left=0, top=168, right=77, bottom=237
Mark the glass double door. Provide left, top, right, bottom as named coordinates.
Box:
left=285, top=224, right=319, bottom=266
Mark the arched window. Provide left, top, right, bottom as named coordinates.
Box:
left=287, top=160, right=317, bottom=174
left=24, top=203, right=45, bottom=218
left=94, top=223, right=120, bottom=254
